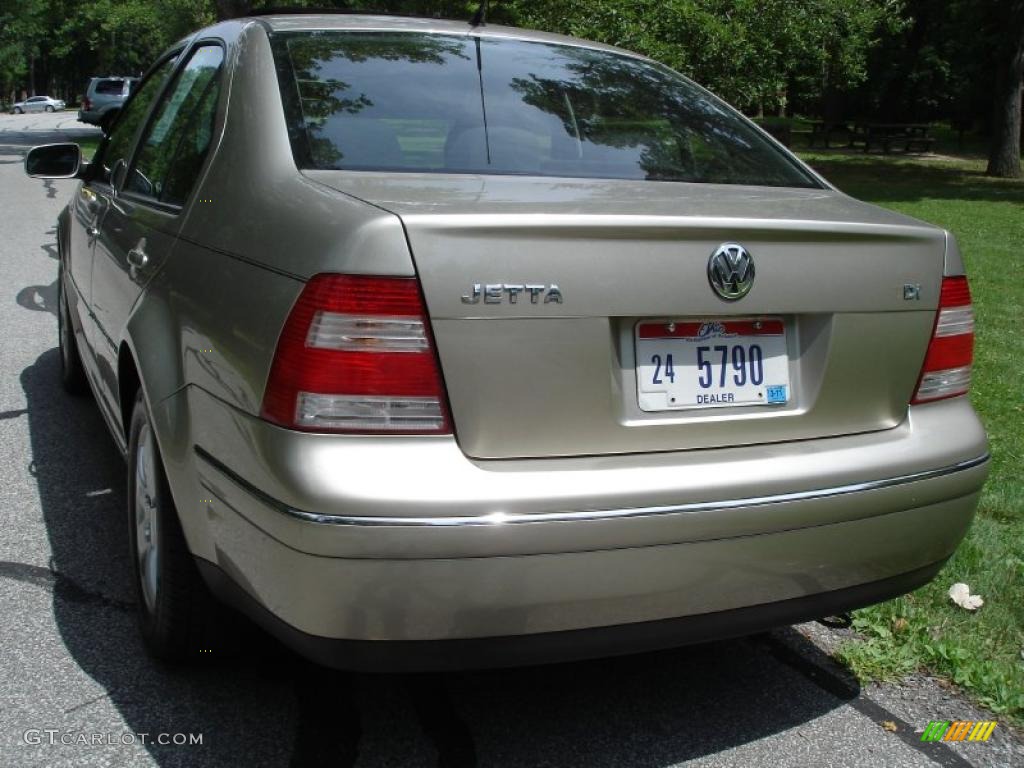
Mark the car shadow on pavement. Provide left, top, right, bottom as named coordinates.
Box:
left=15, top=228, right=59, bottom=317
left=17, top=348, right=858, bottom=768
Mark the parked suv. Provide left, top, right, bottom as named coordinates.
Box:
left=25, top=15, right=988, bottom=671
left=78, top=76, right=137, bottom=131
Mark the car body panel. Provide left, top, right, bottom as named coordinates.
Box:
left=143, top=235, right=303, bottom=411
left=205, top=482, right=979, bottom=641
left=175, top=22, right=414, bottom=285
left=32, top=15, right=989, bottom=668
left=162, top=382, right=986, bottom=638
left=184, top=384, right=986, bottom=536
left=91, top=196, right=180, bottom=425
left=66, top=184, right=103, bottom=317
left=308, top=171, right=947, bottom=458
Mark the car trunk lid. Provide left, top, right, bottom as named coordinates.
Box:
left=307, top=171, right=946, bottom=459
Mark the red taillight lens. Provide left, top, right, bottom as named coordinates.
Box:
left=83, top=98, right=92, bottom=111
left=912, top=276, right=974, bottom=404
left=261, top=274, right=451, bottom=433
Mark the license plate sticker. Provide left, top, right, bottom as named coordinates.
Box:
left=635, top=319, right=791, bottom=411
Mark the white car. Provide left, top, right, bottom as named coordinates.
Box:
left=12, top=95, right=65, bottom=114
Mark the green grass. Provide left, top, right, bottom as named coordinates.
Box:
left=797, top=150, right=1024, bottom=726
left=77, top=136, right=101, bottom=160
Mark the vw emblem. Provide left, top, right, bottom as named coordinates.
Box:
left=708, top=243, right=755, bottom=301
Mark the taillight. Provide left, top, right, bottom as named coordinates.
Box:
left=912, top=276, right=974, bottom=404
left=261, top=274, right=451, bottom=434
left=83, top=98, right=92, bottom=111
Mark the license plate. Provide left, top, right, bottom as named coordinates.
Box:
left=636, top=318, right=790, bottom=411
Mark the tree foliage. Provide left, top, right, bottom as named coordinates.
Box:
left=0, top=0, right=1018, bottom=173
left=0, top=0, right=903, bottom=108
left=509, top=0, right=902, bottom=114
left=0, top=0, right=213, bottom=102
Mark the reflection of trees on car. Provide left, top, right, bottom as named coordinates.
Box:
left=506, top=48, right=805, bottom=186
left=126, top=47, right=223, bottom=206
left=94, top=58, right=179, bottom=182
left=275, top=32, right=816, bottom=187
left=279, top=33, right=470, bottom=166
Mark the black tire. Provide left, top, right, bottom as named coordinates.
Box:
left=14, top=107, right=22, bottom=114
left=45, top=105, right=54, bottom=112
left=128, top=390, right=225, bottom=661
left=57, top=271, right=88, bottom=395
left=100, top=110, right=117, bottom=135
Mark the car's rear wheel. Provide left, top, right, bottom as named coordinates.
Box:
left=100, top=110, right=117, bottom=135
left=13, top=107, right=22, bottom=114
left=45, top=105, right=54, bottom=113
left=58, top=272, right=88, bottom=394
left=128, top=391, right=224, bottom=661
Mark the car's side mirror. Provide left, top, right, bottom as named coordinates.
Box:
left=25, top=143, right=84, bottom=179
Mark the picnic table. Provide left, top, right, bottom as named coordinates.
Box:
left=807, top=121, right=935, bottom=154
left=848, top=123, right=935, bottom=154
left=807, top=121, right=855, bottom=149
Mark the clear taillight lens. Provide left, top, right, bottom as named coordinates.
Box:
left=261, top=274, right=451, bottom=433
left=912, top=276, right=974, bottom=404
left=306, top=312, right=430, bottom=352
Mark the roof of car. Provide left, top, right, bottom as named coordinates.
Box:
left=252, top=13, right=645, bottom=61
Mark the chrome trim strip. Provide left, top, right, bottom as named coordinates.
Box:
left=194, top=447, right=989, bottom=528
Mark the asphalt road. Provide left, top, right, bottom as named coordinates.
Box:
left=0, top=111, right=1020, bottom=768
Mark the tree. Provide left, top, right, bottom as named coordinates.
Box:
left=987, top=4, right=1024, bottom=178
left=507, top=0, right=899, bottom=115
left=214, top=0, right=251, bottom=19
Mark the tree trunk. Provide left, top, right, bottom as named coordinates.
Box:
left=987, top=20, right=1024, bottom=178
left=215, top=0, right=253, bottom=20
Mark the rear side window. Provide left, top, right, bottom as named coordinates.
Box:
left=125, top=44, right=224, bottom=207
left=95, top=57, right=179, bottom=181
left=95, top=79, right=125, bottom=95
left=271, top=31, right=819, bottom=188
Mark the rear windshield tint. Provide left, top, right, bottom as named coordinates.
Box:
left=95, top=79, right=125, bottom=95
left=271, top=31, right=819, bottom=188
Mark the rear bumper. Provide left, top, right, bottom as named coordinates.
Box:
left=197, top=479, right=981, bottom=646
left=197, top=557, right=947, bottom=672
left=176, top=388, right=988, bottom=663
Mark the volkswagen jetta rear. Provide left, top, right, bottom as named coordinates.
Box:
left=147, top=17, right=989, bottom=669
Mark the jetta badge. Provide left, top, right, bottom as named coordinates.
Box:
left=461, top=283, right=563, bottom=305
left=708, top=243, right=755, bottom=301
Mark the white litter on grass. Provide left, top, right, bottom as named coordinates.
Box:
left=948, top=582, right=984, bottom=611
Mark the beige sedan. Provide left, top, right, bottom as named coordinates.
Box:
left=25, top=13, right=987, bottom=670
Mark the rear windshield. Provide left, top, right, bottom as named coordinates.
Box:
left=95, top=79, right=125, bottom=95
left=271, top=31, right=819, bottom=188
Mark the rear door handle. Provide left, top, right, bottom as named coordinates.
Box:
left=127, top=248, right=148, bottom=268
left=127, top=240, right=149, bottom=273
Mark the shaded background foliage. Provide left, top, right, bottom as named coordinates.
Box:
left=0, top=0, right=1020, bottom=172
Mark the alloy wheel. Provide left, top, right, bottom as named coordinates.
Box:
left=134, top=423, right=161, bottom=613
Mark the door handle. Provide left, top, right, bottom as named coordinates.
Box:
left=127, top=241, right=149, bottom=272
